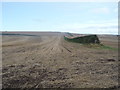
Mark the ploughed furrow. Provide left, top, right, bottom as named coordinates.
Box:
left=2, top=32, right=119, bottom=88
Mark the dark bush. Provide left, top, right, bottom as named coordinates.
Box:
left=64, top=35, right=100, bottom=44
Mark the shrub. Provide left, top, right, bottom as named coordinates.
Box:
left=64, top=35, right=100, bottom=44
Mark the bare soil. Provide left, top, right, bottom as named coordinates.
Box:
left=2, top=32, right=119, bottom=88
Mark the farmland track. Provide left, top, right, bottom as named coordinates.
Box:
left=2, top=32, right=119, bottom=88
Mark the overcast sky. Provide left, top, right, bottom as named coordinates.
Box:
left=1, top=2, right=118, bottom=34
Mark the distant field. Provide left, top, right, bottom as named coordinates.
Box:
left=2, top=32, right=119, bottom=88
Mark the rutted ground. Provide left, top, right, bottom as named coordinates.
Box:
left=2, top=32, right=119, bottom=88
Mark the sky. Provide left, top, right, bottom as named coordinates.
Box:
left=1, top=2, right=118, bottom=34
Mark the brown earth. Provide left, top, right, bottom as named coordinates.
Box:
left=1, top=32, right=119, bottom=88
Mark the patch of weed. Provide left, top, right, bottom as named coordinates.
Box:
left=84, top=44, right=118, bottom=51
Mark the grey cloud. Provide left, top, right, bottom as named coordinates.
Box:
left=32, top=19, right=46, bottom=22
left=84, top=25, right=118, bottom=29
